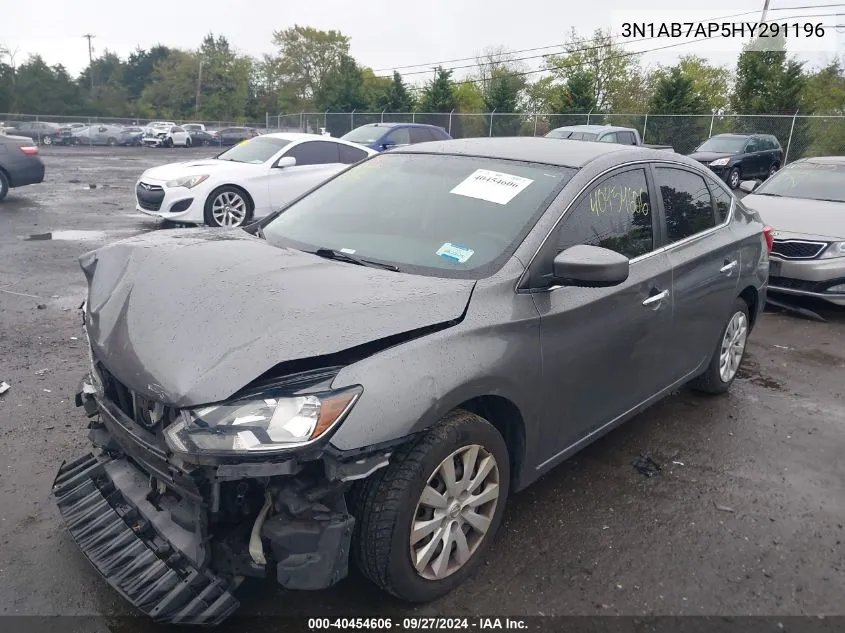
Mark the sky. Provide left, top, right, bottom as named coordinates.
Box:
left=1, top=0, right=843, bottom=85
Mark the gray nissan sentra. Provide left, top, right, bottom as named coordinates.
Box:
left=54, top=137, right=769, bottom=624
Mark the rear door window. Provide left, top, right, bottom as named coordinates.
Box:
left=409, top=127, right=435, bottom=143
left=654, top=167, right=717, bottom=242
left=287, top=141, right=340, bottom=166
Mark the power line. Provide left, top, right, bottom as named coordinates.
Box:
left=404, top=15, right=844, bottom=92
left=373, top=3, right=845, bottom=74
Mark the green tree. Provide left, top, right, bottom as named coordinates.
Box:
left=138, top=50, right=199, bottom=119
left=546, top=28, right=639, bottom=112
left=648, top=66, right=709, bottom=153
left=124, top=46, right=172, bottom=103
left=270, top=25, right=350, bottom=108
left=483, top=68, right=525, bottom=135
left=418, top=66, right=456, bottom=112
left=78, top=51, right=131, bottom=117
left=674, top=55, right=731, bottom=112
left=360, top=69, right=393, bottom=111
left=564, top=70, right=597, bottom=113
left=315, top=54, right=367, bottom=115
left=13, top=55, right=83, bottom=114
left=802, top=60, right=845, bottom=156
left=378, top=71, right=414, bottom=112
left=732, top=35, right=805, bottom=115
left=195, top=34, right=252, bottom=120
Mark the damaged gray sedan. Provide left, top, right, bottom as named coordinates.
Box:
left=53, top=138, right=769, bottom=624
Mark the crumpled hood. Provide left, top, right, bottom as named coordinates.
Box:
left=80, top=228, right=475, bottom=407
left=742, top=194, right=845, bottom=241
left=687, top=151, right=735, bottom=163
left=142, top=160, right=257, bottom=181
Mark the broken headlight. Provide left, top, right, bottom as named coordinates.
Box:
left=164, top=386, right=362, bottom=456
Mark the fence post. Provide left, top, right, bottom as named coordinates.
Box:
left=708, top=111, right=715, bottom=138
left=642, top=113, right=648, bottom=142
left=784, top=109, right=799, bottom=165
left=448, top=109, right=454, bottom=135
left=586, top=108, right=593, bottom=125
left=350, top=109, right=356, bottom=131
left=324, top=110, right=329, bottom=130
left=533, top=113, right=538, bottom=136
left=381, top=109, right=386, bottom=123
left=412, top=108, right=416, bottom=123
left=488, top=109, right=496, bottom=137
left=265, top=112, right=269, bottom=129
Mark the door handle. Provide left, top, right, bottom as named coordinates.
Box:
left=642, top=289, right=669, bottom=306
left=720, top=260, right=738, bottom=275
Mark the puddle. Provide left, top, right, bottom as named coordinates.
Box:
left=736, top=354, right=784, bottom=390
left=22, top=230, right=108, bottom=241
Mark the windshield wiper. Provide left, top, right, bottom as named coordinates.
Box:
left=312, top=248, right=400, bottom=272
left=753, top=192, right=782, bottom=197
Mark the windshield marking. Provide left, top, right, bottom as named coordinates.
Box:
left=450, top=169, right=534, bottom=205
left=340, top=247, right=356, bottom=254
left=436, top=243, right=475, bottom=263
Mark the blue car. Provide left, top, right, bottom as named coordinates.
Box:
left=340, top=122, right=451, bottom=151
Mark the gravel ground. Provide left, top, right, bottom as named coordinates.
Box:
left=0, top=147, right=843, bottom=630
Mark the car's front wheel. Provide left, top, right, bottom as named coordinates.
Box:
left=0, top=170, right=9, bottom=202
left=727, top=167, right=741, bottom=189
left=185, top=137, right=192, bottom=148
left=42, top=135, right=53, bottom=145
left=203, top=186, right=253, bottom=227
left=352, top=410, right=509, bottom=602
left=691, top=298, right=750, bottom=394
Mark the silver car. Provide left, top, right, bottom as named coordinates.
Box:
left=740, top=156, right=845, bottom=306
left=55, top=138, right=768, bottom=624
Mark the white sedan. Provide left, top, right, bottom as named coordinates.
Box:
left=134, top=133, right=377, bottom=227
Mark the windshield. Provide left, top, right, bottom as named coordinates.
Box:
left=262, top=153, right=576, bottom=278
left=696, top=136, right=747, bottom=153
left=215, top=137, right=291, bottom=164
left=545, top=130, right=597, bottom=141
left=340, top=125, right=386, bottom=144
left=754, top=162, right=845, bottom=203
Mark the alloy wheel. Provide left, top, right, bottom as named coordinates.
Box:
left=719, top=311, right=748, bottom=382
left=729, top=170, right=740, bottom=189
left=211, top=191, right=248, bottom=227
left=410, top=444, right=500, bottom=581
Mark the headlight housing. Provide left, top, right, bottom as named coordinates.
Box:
left=819, top=241, right=845, bottom=260
left=166, top=174, right=209, bottom=189
left=164, top=385, right=362, bottom=456
left=709, top=158, right=730, bottom=167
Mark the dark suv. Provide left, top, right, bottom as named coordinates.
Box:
left=688, top=133, right=783, bottom=189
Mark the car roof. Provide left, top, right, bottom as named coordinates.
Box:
left=354, top=122, right=443, bottom=129
left=711, top=133, right=772, bottom=139
left=396, top=136, right=686, bottom=168
left=794, top=156, right=845, bottom=165
left=261, top=132, right=336, bottom=141
left=548, top=125, right=630, bottom=134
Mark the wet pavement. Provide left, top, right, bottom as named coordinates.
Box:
left=0, top=147, right=843, bottom=628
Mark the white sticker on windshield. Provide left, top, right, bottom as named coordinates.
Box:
left=436, top=243, right=474, bottom=263
left=340, top=248, right=356, bottom=254
left=450, top=169, right=534, bottom=205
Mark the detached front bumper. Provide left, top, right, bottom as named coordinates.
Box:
left=55, top=375, right=365, bottom=624
left=53, top=453, right=239, bottom=624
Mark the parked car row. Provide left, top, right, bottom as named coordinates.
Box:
left=0, top=120, right=264, bottom=147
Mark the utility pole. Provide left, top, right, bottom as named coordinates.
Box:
left=432, top=67, right=437, bottom=81
left=759, top=0, right=771, bottom=25
left=195, top=59, right=203, bottom=117
left=82, top=34, right=95, bottom=92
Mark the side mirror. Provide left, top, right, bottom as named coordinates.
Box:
left=380, top=142, right=395, bottom=151
left=739, top=180, right=758, bottom=193
left=552, top=245, right=629, bottom=288
left=276, top=156, right=296, bottom=169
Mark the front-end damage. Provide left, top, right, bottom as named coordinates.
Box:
left=55, top=366, right=393, bottom=625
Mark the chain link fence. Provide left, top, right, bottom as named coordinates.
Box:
left=268, top=111, right=845, bottom=162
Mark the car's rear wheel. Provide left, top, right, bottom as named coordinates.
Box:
left=185, top=137, right=192, bottom=148
left=727, top=167, right=741, bottom=189
left=203, top=186, right=253, bottom=227
left=351, top=409, right=509, bottom=603
left=42, top=135, right=53, bottom=145
left=691, top=298, right=750, bottom=394
left=0, top=170, right=9, bottom=202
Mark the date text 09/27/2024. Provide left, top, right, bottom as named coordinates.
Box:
left=621, top=22, right=827, bottom=39
left=307, top=618, right=529, bottom=630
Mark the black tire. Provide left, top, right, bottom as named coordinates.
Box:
left=350, top=409, right=510, bottom=603
left=0, top=169, right=9, bottom=202
left=42, top=135, right=53, bottom=146
left=202, top=186, right=254, bottom=227
left=690, top=297, right=751, bottom=395
left=185, top=137, right=192, bottom=148
left=767, top=163, right=779, bottom=179
left=727, top=167, right=741, bottom=190
left=164, top=137, right=173, bottom=148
